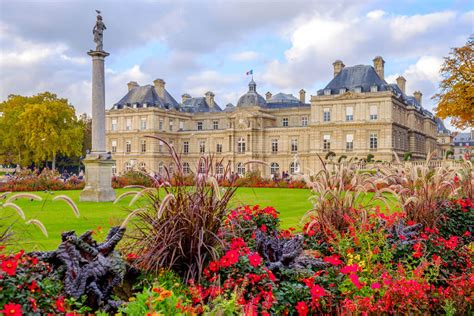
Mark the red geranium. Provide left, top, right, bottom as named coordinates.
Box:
left=28, top=280, right=40, bottom=293
left=295, top=301, right=309, bottom=316
left=220, top=250, right=239, bottom=268
left=2, top=303, right=22, bottom=316
left=1, top=259, right=18, bottom=276
left=248, top=252, right=262, bottom=268
left=310, top=284, right=326, bottom=300
left=323, top=254, right=342, bottom=265
left=56, top=296, right=65, bottom=313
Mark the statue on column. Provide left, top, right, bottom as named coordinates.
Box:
left=93, top=10, right=106, bottom=51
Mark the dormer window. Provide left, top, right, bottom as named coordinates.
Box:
left=324, top=89, right=331, bottom=96
left=370, top=85, right=378, bottom=92
left=143, top=103, right=147, bottom=108
left=354, top=86, right=362, bottom=93
left=339, top=88, right=346, bottom=94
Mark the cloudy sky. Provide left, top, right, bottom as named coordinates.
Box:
left=0, top=0, right=472, bottom=130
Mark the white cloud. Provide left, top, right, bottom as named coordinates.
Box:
left=389, top=11, right=456, bottom=41
left=366, top=10, right=386, bottom=19
left=230, top=50, right=259, bottom=62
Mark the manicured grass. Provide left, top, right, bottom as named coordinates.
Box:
left=1, top=187, right=396, bottom=252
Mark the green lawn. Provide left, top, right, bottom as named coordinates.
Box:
left=1, top=187, right=396, bottom=252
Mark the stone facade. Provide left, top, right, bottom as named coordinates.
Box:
left=453, top=130, right=474, bottom=160
left=106, top=57, right=445, bottom=177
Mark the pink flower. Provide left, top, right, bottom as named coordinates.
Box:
left=371, top=282, right=381, bottom=289
left=310, top=284, right=326, bottom=300
left=349, top=273, right=364, bottom=289
left=323, top=254, right=342, bottom=265
left=341, top=263, right=359, bottom=274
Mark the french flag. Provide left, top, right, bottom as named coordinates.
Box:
left=246, top=69, right=253, bottom=75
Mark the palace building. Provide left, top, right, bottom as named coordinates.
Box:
left=106, top=56, right=445, bottom=176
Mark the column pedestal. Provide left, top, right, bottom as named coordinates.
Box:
left=80, top=154, right=116, bottom=202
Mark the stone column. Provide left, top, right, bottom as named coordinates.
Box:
left=80, top=49, right=116, bottom=202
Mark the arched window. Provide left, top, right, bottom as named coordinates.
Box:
left=237, top=137, right=246, bottom=153
left=158, top=162, right=164, bottom=175
left=125, top=161, right=132, bottom=172
left=183, top=162, right=190, bottom=174
left=237, top=163, right=245, bottom=176
left=290, top=162, right=300, bottom=174
left=216, top=163, right=224, bottom=175
left=270, top=162, right=279, bottom=175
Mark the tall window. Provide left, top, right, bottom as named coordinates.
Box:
left=237, top=163, right=245, bottom=176
left=179, top=121, right=184, bottom=130
left=199, top=161, right=206, bottom=174
left=197, top=121, right=203, bottom=130
left=270, top=162, right=279, bottom=175
left=140, top=140, right=146, bottom=153
left=290, top=162, right=300, bottom=174
left=158, top=162, right=164, bottom=175
left=125, top=140, right=131, bottom=153
left=346, top=134, right=353, bottom=151
left=216, top=143, right=223, bottom=153
left=346, top=107, right=354, bottom=121
left=140, top=117, right=147, bottom=130
left=125, top=161, right=132, bottom=172
left=111, top=140, right=117, bottom=153
left=126, top=118, right=132, bottom=130
left=111, top=119, right=117, bottom=131
left=323, top=108, right=331, bottom=122
left=199, top=141, right=206, bottom=153
left=169, top=119, right=174, bottom=131
left=168, top=163, right=174, bottom=175
left=301, top=116, right=308, bottom=126
left=159, top=141, right=163, bottom=153
left=291, top=138, right=298, bottom=153
left=183, top=162, right=190, bottom=174
left=183, top=141, right=189, bottom=154
left=216, top=163, right=224, bottom=175
left=271, top=139, right=278, bottom=153
left=237, top=137, right=246, bottom=153
left=370, top=133, right=378, bottom=150
left=323, top=135, right=331, bottom=151
left=213, top=121, right=219, bottom=130
left=159, top=119, right=163, bottom=130
left=282, top=118, right=289, bottom=127
left=370, top=105, right=378, bottom=120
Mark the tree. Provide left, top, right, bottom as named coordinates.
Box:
left=0, top=92, right=84, bottom=169
left=433, top=36, right=474, bottom=129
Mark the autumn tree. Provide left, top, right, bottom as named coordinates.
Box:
left=0, top=92, right=84, bottom=169
left=433, top=36, right=474, bottom=129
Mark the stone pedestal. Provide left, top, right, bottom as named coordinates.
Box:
left=80, top=155, right=116, bottom=202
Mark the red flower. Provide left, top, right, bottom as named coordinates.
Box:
left=29, top=298, right=37, bottom=312
left=323, top=254, right=342, bottom=265
left=310, top=284, right=326, bottom=300
left=208, top=261, right=219, bottom=272
left=295, top=301, right=309, bottom=316
left=2, top=303, right=22, bottom=316
left=306, top=230, right=315, bottom=237
left=1, top=259, right=18, bottom=276
left=220, top=250, right=239, bottom=268
left=56, top=296, right=65, bottom=313
left=248, top=252, right=262, bottom=268
left=126, top=253, right=139, bottom=260
left=28, top=280, right=40, bottom=293
left=340, top=263, right=359, bottom=274
left=371, top=282, right=381, bottom=289
left=260, top=224, right=267, bottom=232
left=349, top=273, right=364, bottom=289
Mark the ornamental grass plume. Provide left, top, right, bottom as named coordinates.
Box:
left=124, top=136, right=238, bottom=282
left=304, top=155, right=391, bottom=238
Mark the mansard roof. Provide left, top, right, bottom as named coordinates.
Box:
left=266, top=92, right=310, bottom=109
left=113, top=85, right=179, bottom=110
left=435, top=117, right=451, bottom=134
left=318, top=65, right=390, bottom=95
left=181, top=97, right=222, bottom=113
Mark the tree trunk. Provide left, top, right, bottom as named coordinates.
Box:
left=52, top=155, right=56, bottom=170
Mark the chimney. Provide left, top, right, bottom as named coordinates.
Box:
left=127, top=81, right=139, bottom=91
left=181, top=93, right=191, bottom=103
left=333, top=60, right=345, bottom=77
left=396, top=76, right=406, bottom=94
left=265, top=91, right=272, bottom=101
left=299, top=89, right=306, bottom=103
left=205, top=91, right=215, bottom=107
left=373, top=56, right=385, bottom=80
left=153, top=79, right=166, bottom=98
left=413, top=91, right=422, bottom=105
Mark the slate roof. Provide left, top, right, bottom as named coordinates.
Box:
left=317, top=65, right=390, bottom=95
left=266, top=92, right=310, bottom=109
left=435, top=117, right=451, bottom=134
left=181, top=97, right=222, bottom=113
left=453, top=132, right=474, bottom=146
left=237, top=80, right=267, bottom=108
left=113, top=85, right=179, bottom=110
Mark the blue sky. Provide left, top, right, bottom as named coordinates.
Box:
left=0, top=0, right=472, bottom=130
